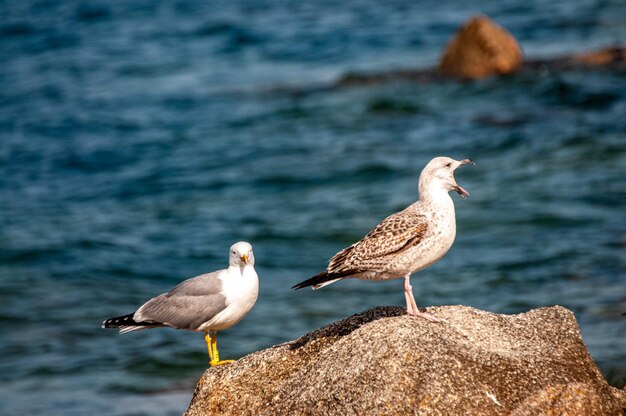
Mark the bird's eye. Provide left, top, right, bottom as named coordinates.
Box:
left=445, top=162, right=451, bottom=167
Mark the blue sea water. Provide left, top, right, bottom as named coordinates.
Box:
left=1, top=0, right=625, bottom=414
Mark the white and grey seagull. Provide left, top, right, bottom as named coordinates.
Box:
left=293, top=157, right=473, bottom=322
left=103, top=241, right=258, bottom=366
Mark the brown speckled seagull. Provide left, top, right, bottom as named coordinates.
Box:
left=293, top=157, right=473, bottom=322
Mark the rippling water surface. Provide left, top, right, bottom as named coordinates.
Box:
left=1, top=0, right=625, bottom=414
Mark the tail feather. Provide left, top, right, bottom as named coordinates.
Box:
left=102, top=313, right=161, bottom=333
left=293, top=271, right=344, bottom=290
left=312, top=278, right=342, bottom=289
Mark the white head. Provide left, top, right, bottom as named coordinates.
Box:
left=418, top=156, right=473, bottom=199
left=229, top=241, right=255, bottom=268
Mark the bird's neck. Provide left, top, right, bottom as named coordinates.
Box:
left=228, top=264, right=253, bottom=276
left=418, top=184, right=454, bottom=211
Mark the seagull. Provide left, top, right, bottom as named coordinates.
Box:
left=293, top=157, right=473, bottom=322
left=103, top=241, right=258, bottom=366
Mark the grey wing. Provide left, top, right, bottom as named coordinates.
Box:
left=133, top=270, right=227, bottom=331
left=327, top=209, right=428, bottom=274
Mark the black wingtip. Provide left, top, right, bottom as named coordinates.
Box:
left=102, top=313, right=136, bottom=329
left=292, top=281, right=310, bottom=290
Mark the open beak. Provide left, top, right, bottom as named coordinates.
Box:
left=453, top=159, right=474, bottom=198
left=241, top=254, right=248, bottom=265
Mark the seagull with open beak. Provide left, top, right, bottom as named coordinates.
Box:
left=294, top=156, right=474, bottom=323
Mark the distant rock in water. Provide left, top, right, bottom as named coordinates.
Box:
left=572, top=47, right=626, bottom=68
left=185, top=306, right=626, bottom=415
left=525, top=46, right=626, bottom=72
left=333, top=16, right=624, bottom=88
left=438, top=15, right=522, bottom=80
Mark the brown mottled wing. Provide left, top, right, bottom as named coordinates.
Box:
left=327, top=209, right=428, bottom=275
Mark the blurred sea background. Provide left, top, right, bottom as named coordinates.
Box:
left=1, top=0, right=625, bottom=414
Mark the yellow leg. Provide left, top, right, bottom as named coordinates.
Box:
left=204, top=333, right=214, bottom=361
left=208, top=331, right=235, bottom=367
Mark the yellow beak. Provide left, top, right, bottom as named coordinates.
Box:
left=241, top=254, right=248, bottom=264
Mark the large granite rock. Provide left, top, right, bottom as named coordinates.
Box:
left=186, top=306, right=625, bottom=415
left=438, top=16, right=522, bottom=80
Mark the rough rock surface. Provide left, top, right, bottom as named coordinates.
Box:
left=438, top=15, right=522, bottom=79
left=186, top=306, right=626, bottom=416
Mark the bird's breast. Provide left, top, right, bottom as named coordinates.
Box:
left=204, top=268, right=259, bottom=331
left=381, top=208, right=457, bottom=277
left=223, top=267, right=259, bottom=309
